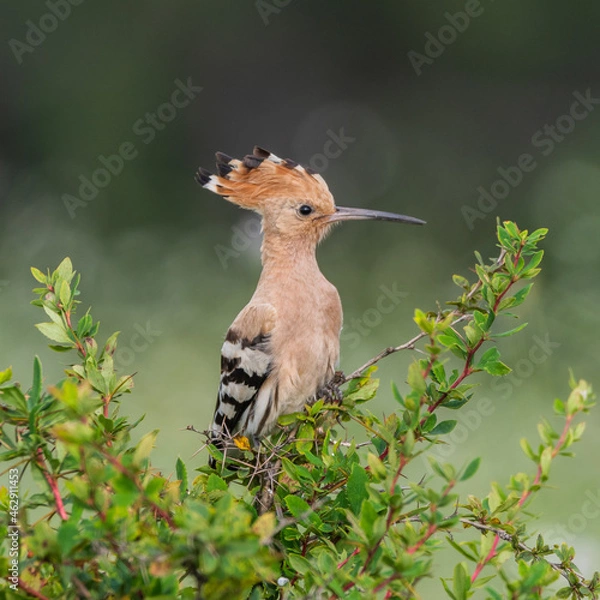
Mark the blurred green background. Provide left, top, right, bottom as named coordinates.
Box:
left=1, top=0, right=599, bottom=591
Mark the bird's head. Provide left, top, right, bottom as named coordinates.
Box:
left=196, top=147, right=425, bottom=244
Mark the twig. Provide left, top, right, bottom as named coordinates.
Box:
left=17, top=578, right=51, bottom=600
left=98, top=449, right=175, bottom=529
left=340, top=248, right=507, bottom=385
left=470, top=411, right=578, bottom=584
left=460, top=518, right=589, bottom=587
left=34, top=448, right=67, bottom=521
left=343, top=314, right=474, bottom=384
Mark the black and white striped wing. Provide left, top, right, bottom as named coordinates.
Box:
left=211, top=329, right=272, bottom=441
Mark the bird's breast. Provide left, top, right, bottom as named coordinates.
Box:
left=269, top=278, right=342, bottom=411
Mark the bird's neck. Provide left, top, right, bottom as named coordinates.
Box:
left=259, top=233, right=322, bottom=282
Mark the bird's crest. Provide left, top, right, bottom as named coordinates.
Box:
left=195, top=146, right=334, bottom=211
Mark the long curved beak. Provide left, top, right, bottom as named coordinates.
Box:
left=325, top=206, right=426, bottom=225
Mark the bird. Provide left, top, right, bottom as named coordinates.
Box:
left=196, top=146, right=425, bottom=466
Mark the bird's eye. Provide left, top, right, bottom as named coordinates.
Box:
left=298, top=204, right=314, bottom=216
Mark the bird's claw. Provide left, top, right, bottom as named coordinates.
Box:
left=318, top=371, right=345, bottom=404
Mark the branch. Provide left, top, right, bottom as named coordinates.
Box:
left=470, top=412, right=578, bottom=584
left=341, top=250, right=509, bottom=384
left=17, top=578, right=52, bottom=600
left=34, top=448, right=67, bottom=521
left=460, top=518, right=589, bottom=588
left=98, top=449, right=175, bottom=529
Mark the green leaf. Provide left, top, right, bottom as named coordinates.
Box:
left=103, top=331, right=120, bottom=357
left=31, top=267, right=47, bottom=284
left=446, top=536, right=478, bottom=561
left=524, top=250, right=544, bottom=271
left=520, top=438, right=537, bottom=461
left=346, top=464, right=369, bottom=516
left=510, top=282, right=534, bottom=308
left=391, top=381, right=404, bottom=406
left=30, top=356, right=43, bottom=408
left=452, top=274, right=470, bottom=289
left=288, top=553, right=312, bottom=575
left=440, top=578, right=457, bottom=600
left=460, top=457, right=481, bottom=481
left=491, top=322, right=528, bottom=338
left=476, top=347, right=512, bottom=376
left=503, top=221, right=520, bottom=239
left=57, top=521, right=79, bottom=555
left=77, top=313, right=93, bottom=338
left=133, top=429, right=158, bottom=465
left=59, top=279, right=71, bottom=307
left=414, top=309, right=433, bottom=334
left=285, top=495, right=311, bottom=518
left=453, top=562, right=471, bottom=600
left=540, top=446, right=552, bottom=478
left=176, top=456, right=188, bottom=495
left=206, top=473, right=227, bottom=492
left=429, top=420, right=457, bottom=436
left=497, top=225, right=513, bottom=250
left=295, top=422, right=314, bottom=454
left=359, top=499, right=379, bottom=541
left=35, top=322, right=72, bottom=345
left=438, top=328, right=468, bottom=354
left=484, top=361, right=511, bottom=376
left=367, top=452, right=387, bottom=479
left=407, top=361, right=426, bottom=395
left=56, top=257, right=74, bottom=283
left=0, top=366, right=12, bottom=385
left=0, top=386, right=28, bottom=412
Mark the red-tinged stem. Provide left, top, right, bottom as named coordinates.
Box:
left=406, top=522, right=438, bottom=554
left=422, top=336, right=484, bottom=421
left=471, top=413, right=575, bottom=583
left=35, top=448, right=67, bottom=521
left=18, top=578, right=51, bottom=600
left=102, top=395, right=110, bottom=419
left=389, top=456, right=408, bottom=495
left=471, top=534, right=500, bottom=583
left=518, top=413, right=573, bottom=509
left=374, top=574, right=400, bottom=594
left=332, top=460, right=410, bottom=599
left=64, top=310, right=86, bottom=357
left=336, top=547, right=360, bottom=570
left=492, top=244, right=523, bottom=314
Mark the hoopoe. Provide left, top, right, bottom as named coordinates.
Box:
left=196, top=147, right=424, bottom=466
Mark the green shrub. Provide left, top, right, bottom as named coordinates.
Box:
left=0, top=222, right=597, bottom=599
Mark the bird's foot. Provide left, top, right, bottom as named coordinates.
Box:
left=318, top=371, right=346, bottom=404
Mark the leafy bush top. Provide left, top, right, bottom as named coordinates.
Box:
left=0, top=222, right=597, bottom=599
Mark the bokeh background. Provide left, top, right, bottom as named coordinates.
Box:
left=1, top=0, right=599, bottom=593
